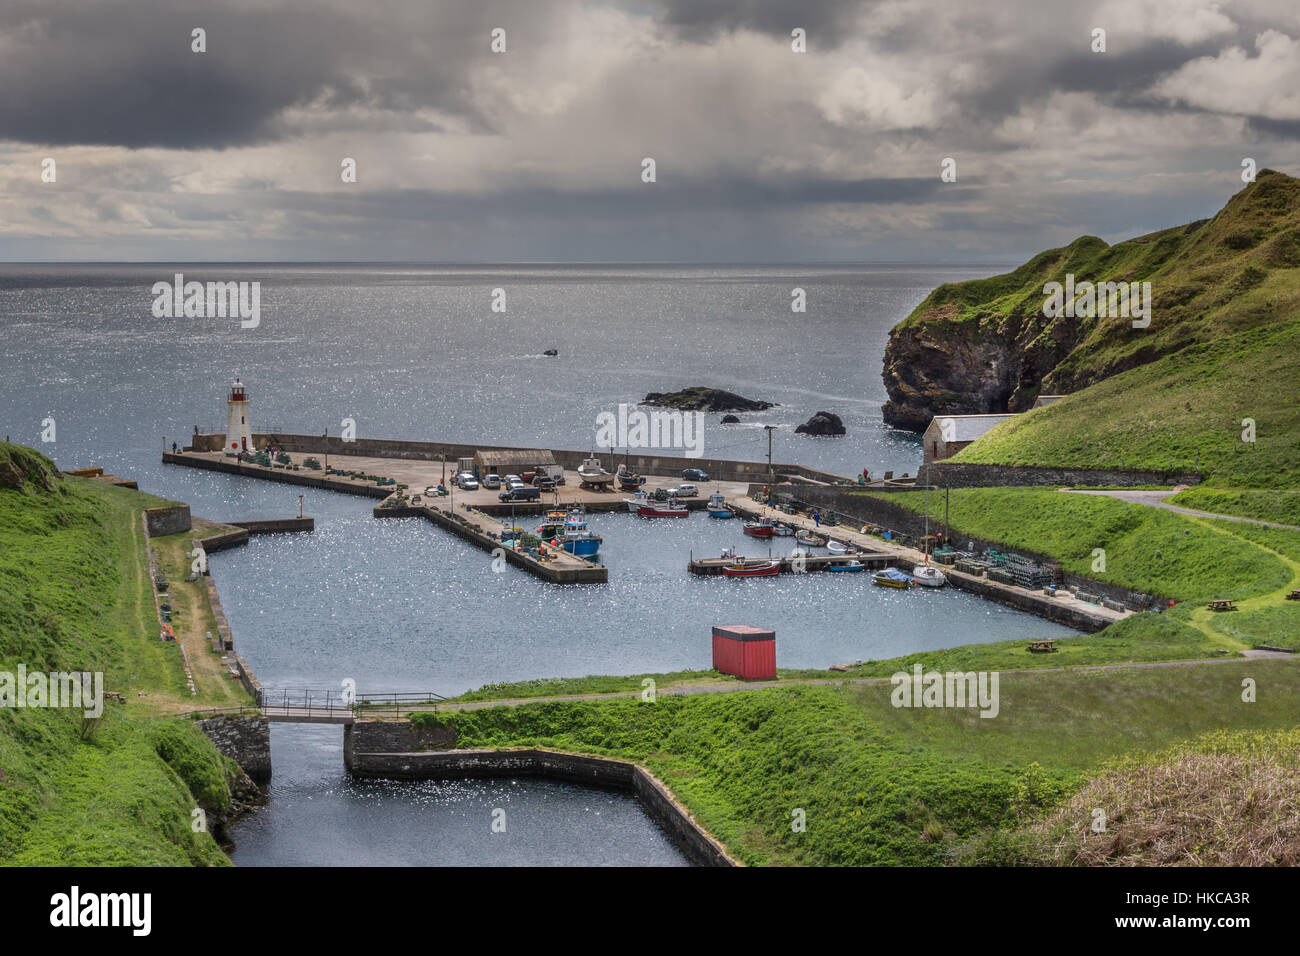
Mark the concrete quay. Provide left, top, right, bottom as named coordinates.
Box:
left=723, top=496, right=1131, bottom=632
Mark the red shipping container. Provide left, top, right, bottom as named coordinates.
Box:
left=712, top=625, right=776, bottom=680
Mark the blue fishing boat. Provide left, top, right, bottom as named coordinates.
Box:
left=827, top=560, right=865, bottom=572
left=706, top=493, right=734, bottom=519
left=559, top=509, right=602, bottom=558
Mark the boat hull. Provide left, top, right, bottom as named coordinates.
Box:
left=721, top=561, right=780, bottom=577
left=562, top=538, right=601, bottom=558
left=743, top=525, right=775, bottom=538
left=638, top=505, right=687, bottom=517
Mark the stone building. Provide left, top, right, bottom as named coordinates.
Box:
left=921, top=413, right=1017, bottom=466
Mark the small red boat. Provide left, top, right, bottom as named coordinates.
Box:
left=742, top=517, right=775, bottom=538
left=638, top=496, right=688, bottom=517
left=721, top=558, right=780, bottom=577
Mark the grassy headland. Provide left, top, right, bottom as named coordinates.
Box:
left=0, top=442, right=251, bottom=865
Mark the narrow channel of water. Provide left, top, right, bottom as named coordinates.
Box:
left=230, top=725, right=691, bottom=866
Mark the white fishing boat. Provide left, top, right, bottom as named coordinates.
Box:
left=772, top=522, right=794, bottom=536
left=624, top=489, right=651, bottom=513
left=827, top=538, right=849, bottom=554
left=912, top=565, right=947, bottom=588
left=577, top=456, right=615, bottom=487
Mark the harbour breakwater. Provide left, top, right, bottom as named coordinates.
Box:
left=185, top=432, right=847, bottom=486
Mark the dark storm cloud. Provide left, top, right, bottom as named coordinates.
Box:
left=0, top=0, right=553, bottom=148
left=650, top=0, right=868, bottom=45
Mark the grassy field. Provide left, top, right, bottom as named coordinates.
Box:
left=858, top=487, right=1292, bottom=603
left=0, top=442, right=248, bottom=865
left=1167, top=487, right=1300, bottom=525
left=417, top=659, right=1300, bottom=866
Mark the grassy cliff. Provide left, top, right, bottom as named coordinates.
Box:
left=0, top=442, right=244, bottom=865
left=881, top=170, right=1300, bottom=487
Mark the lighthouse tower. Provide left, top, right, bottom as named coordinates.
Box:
left=225, top=378, right=253, bottom=456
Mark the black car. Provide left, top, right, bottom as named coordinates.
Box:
left=499, top=487, right=541, bottom=502
left=534, top=475, right=558, bottom=490
left=682, top=468, right=710, bottom=482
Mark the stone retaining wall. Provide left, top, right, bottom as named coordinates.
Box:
left=919, top=462, right=1201, bottom=488
left=197, top=715, right=271, bottom=783
left=144, top=504, right=191, bottom=536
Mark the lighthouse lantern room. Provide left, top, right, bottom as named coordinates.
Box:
left=225, top=378, right=253, bottom=456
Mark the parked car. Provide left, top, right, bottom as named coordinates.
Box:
left=456, top=472, right=479, bottom=490
left=506, top=478, right=526, bottom=491
left=682, top=468, right=710, bottom=482
left=482, top=473, right=502, bottom=489
left=521, top=469, right=538, bottom=483
left=499, top=486, right=541, bottom=502
left=504, top=474, right=522, bottom=486
left=674, top=483, right=699, bottom=497
left=534, top=475, right=558, bottom=491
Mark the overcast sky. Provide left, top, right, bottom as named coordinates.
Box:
left=1, top=0, right=1297, bottom=262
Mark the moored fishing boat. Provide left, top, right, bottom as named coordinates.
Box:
left=721, top=557, right=780, bottom=577
left=742, top=517, right=776, bottom=538
left=912, top=565, right=946, bottom=588
left=828, top=559, right=865, bottom=572
left=796, top=529, right=827, bottom=547
left=826, top=538, right=853, bottom=554
left=772, top=522, right=794, bottom=536
left=624, top=489, right=651, bottom=513
left=559, top=509, right=602, bottom=558
left=706, top=493, right=734, bottom=519
left=638, top=496, right=688, bottom=517
left=536, top=509, right=570, bottom=537
left=872, top=567, right=913, bottom=589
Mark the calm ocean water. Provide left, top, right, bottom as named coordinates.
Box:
left=3, top=263, right=1060, bottom=865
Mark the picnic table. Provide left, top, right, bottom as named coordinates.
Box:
left=1027, top=639, right=1058, bottom=653
left=1207, top=599, right=1238, bottom=612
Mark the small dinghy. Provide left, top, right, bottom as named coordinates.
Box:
left=796, top=530, right=827, bottom=547
left=872, top=567, right=913, bottom=589
left=721, top=558, right=780, bottom=577
left=912, top=565, right=947, bottom=588
left=827, top=560, right=865, bottom=573
left=826, top=538, right=850, bottom=554
left=771, top=522, right=794, bottom=536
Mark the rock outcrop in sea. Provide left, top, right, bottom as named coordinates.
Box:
left=642, top=387, right=774, bottom=412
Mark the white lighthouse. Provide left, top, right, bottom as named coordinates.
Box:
left=225, top=378, right=253, bottom=456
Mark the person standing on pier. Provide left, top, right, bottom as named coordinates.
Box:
left=813, top=510, right=821, bottom=528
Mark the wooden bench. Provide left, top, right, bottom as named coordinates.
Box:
left=1207, top=600, right=1238, bottom=612
left=1027, top=640, right=1058, bottom=653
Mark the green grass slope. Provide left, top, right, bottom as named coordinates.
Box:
left=416, top=660, right=1300, bottom=866
left=0, top=442, right=239, bottom=865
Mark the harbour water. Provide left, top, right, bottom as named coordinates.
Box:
left=2, top=262, right=1061, bottom=865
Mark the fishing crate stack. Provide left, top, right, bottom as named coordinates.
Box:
left=985, top=551, right=1053, bottom=589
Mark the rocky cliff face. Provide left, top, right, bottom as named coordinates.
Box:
left=881, top=170, right=1300, bottom=432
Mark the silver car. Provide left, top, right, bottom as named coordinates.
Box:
left=456, top=472, right=479, bottom=490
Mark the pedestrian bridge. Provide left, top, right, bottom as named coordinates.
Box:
left=183, top=689, right=448, bottom=725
